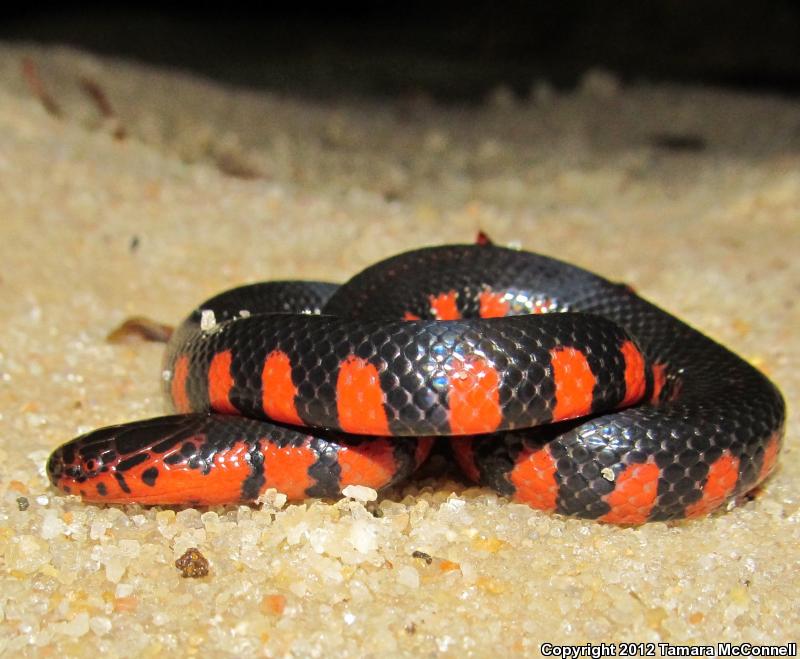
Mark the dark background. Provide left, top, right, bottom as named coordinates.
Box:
left=3, top=3, right=800, bottom=102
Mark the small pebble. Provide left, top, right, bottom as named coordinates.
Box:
left=397, top=565, right=420, bottom=589
left=200, top=309, right=217, bottom=331
left=412, top=550, right=433, bottom=565
left=175, top=547, right=210, bottom=578
left=342, top=484, right=378, bottom=502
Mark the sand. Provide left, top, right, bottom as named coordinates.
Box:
left=0, top=45, right=798, bottom=657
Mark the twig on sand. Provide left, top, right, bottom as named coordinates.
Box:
left=79, top=76, right=127, bottom=140
left=21, top=57, right=63, bottom=117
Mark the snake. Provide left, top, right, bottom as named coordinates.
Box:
left=47, top=237, right=785, bottom=523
